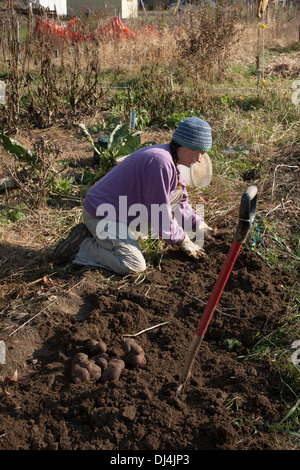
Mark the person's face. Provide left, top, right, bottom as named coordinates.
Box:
left=177, top=146, right=205, bottom=167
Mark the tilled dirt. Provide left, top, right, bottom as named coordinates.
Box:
left=0, top=230, right=296, bottom=451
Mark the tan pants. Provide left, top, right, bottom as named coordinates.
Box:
left=73, top=207, right=147, bottom=275
left=74, top=190, right=183, bottom=275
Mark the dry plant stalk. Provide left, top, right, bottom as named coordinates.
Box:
left=4, top=0, right=21, bottom=132
left=0, top=1, right=36, bottom=132
left=176, top=0, right=243, bottom=81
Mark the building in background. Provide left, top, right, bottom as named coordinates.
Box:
left=19, top=0, right=138, bottom=18
left=66, top=0, right=138, bottom=18
left=30, top=0, right=67, bottom=15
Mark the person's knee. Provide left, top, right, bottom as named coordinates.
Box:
left=132, top=256, right=147, bottom=274
left=118, top=253, right=147, bottom=275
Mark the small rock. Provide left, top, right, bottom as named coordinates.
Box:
left=122, top=405, right=136, bottom=421
left=0, top=341, right=5, bottom=365
left=14, top=312, right=28, bottom=320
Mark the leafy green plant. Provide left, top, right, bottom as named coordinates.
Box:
left=0, top=208, right=26, bottom=224
left=0, top=134, right=63, bottom=208
left=100, top=123, right=141, bottom=159
left=164, top=109, right=204, bottom=128
left=220, top=94, right=233, bottom=108
left=139, top=235, right=164, bottom=269
left=135, top=109, right=150, bottom=130
left=0, top=134, right=35, bottom=163
left=51, top=176, right=75, bottom=195
left=80, top=122, right=141, bottom=180
left=224, top=338, right=242, bottom=351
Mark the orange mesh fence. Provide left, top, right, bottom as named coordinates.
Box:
left=35, top=16, right=141, bottom=41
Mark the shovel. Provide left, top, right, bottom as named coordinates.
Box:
left=177, top=185, right=258, bottom=395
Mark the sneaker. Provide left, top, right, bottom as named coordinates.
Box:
left=53, top=223, right=92, bottom=264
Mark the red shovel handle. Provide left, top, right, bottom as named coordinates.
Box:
left=195, top=240, right=242, bottom=338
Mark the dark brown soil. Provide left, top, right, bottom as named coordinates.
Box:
left=0, top=229, right=296, bottom=451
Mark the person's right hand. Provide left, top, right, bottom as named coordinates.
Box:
left=179, top=234, right=206, bottom=260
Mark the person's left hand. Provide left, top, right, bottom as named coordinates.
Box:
left=179, top=235, right=206, bottom=260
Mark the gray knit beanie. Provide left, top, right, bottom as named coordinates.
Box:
left=172, top=117, right=212, bottom=152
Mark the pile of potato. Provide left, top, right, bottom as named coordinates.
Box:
left=120, top=337, right=146, bottom=368
left=71, top=337, right=146, bottom=384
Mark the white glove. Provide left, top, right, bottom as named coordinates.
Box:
left=180, top=234, right=205, bottom=259
left=188, top=222, right=217, bottom=242
left=199, top=221, right=216, bottom=237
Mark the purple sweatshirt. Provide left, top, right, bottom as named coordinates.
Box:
left=83, top=144, right=202, bottom=245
